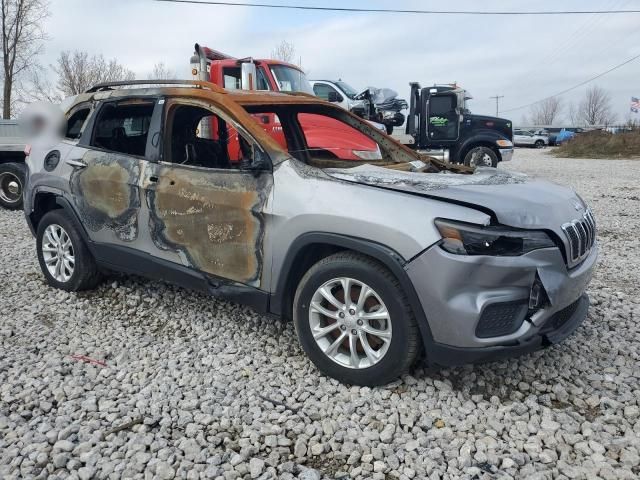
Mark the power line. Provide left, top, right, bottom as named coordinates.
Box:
left=501, top=52, right=640, bottom=113
left=152, top=0, right=640, bottom=15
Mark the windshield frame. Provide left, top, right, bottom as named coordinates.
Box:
left=269, top=65, right=314, bottom=95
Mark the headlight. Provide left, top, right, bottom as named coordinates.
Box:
left=496, top=139, right=513, bottom=147
left=434, top=219, right=555, bottom=256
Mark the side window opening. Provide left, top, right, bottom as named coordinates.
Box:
left=65, top=108, right=91, bottom=140
left=91, top=102, right=154, bottom=157
left=166, top=104, right=258, bottom=170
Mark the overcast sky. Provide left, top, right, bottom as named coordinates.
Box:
left=40, top=0, right=640, bottom=124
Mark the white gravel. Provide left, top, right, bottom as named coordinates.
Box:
left=1, top=148, right=639, bottom=479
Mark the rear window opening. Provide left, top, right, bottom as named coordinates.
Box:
left=91, top=102, right=154, bottom=157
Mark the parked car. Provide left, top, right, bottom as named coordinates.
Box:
left=24, top=80, right=597, bottom=386
left=513, top=129, right=548, bottom=148
left=0, top=120, right=28, bottom=209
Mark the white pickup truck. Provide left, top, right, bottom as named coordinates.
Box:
left=0, top=120, right=27, bottom=209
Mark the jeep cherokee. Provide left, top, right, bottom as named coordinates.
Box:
left=23, top=80, right=597, bottom=386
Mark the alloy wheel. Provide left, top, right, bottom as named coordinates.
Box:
left=308, top=277, right=392, bottom=369
left=42, top=224, right=75, bottom=283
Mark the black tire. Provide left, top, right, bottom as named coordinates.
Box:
left=534, top=140, right=545, bottom=149
left=293, top=252, right=421, bottom=386
left=463, top=146, right=498, bottom=168
left=385, top=124, right=394, bottom=135
left=0, top=162, right=26, bottom=210
left=36, top=209, right=102, bottom=291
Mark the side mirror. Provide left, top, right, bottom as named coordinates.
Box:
left=328, top=91, right=343, bottom=103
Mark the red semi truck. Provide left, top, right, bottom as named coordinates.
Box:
left=190, top=44, right=380, bottom=161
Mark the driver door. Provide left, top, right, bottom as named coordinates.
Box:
left=427, top=93, right=459, bottom=142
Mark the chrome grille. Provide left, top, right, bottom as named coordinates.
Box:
left=562, top=209, right=596, bottom=266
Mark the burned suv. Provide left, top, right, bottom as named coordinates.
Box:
left=24, top=80, right=597, bottom=386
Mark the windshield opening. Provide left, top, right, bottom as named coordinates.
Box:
left=335, top=81, right=359, bottom=99
left=242, top=104, right=422, bottom=169
left=270, top=65, right=314, bottom=95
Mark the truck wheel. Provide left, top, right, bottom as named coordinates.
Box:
left=0, top=162, right=26, bottom=210
left=293, top=252, right=421, bottom=386
left=534, top=140, right=545, bottom=149
left=463, top=146, right=498, bottom=167
left=36, top=209, right=103, bottom=291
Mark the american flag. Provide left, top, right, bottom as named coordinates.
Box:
left=632, top=97, right=640, bottom=114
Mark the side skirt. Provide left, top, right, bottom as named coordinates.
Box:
left=91, top=243, right=270, bottom=313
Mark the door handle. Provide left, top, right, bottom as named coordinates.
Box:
left=66, top=159, right=87, bottom=169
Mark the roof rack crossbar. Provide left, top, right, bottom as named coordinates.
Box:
left=85, top=80, right=225, bottom=94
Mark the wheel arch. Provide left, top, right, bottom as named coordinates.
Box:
left=270, top=232, right=436, bottom=349
left=28, top=192, right=89, bottom=243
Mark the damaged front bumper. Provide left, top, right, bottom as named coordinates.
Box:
left=405, top=243, right=597, bottom=366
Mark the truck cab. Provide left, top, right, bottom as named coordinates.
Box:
left=403, top=83, right=514, bottom=167
left=191, top=44, right=379, bottom=161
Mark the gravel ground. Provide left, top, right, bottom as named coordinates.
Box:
left=1, top=148, right=639, bottom=480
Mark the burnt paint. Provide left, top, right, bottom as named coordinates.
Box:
left=69, top=151, right=140, bottom=241
left=147, top=165, right=271, bottom=287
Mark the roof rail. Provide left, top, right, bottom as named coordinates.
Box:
left=85, top=80, right=225, bottom=94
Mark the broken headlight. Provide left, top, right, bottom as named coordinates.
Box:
left=434, top=219, right=555, bottom=256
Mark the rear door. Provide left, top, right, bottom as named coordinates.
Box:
left=67, top=98, right=160, bottom=246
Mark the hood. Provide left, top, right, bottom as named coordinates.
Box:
left=324, top=165, right=586, bottom=236
left=468, top=114, right=512, bottom=140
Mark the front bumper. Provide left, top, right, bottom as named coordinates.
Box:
left=405, top=243, right=597, bottom=364
left=426, top=294, right=589, bottom=366
left=499, top=147, right=514, bottom=162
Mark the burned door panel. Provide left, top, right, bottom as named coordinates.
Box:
left=69, top=150, right=141, bottom=242
left=147, top=165, right=271, bottom=287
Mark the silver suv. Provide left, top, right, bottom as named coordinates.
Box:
left=24, top=81, right=597, bottom=386
left=514, top=129, right=549, bottom=148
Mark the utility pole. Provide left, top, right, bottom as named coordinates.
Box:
left=490, top=95, right=504, bottom=116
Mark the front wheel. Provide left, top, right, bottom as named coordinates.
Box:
left=463, top=146, right=498, bottom=167
left=534, top=140, right=545, bottom=149
left=0, top=162, right=26, bottom=210
left=293, top=252, right=421, bottom=386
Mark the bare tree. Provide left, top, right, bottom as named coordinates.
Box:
left=578, top=85, right=616, bottom=126
left=566, top=101, right=580, bottom=127
left=527, top=97, right=562, bottom=125
left=1, top=0, right=50, bottom=118
left=148, top=61, right=175, bottom=80
left=54, top=50, right=135, bottom=96
left=271, top=40, right=296, bottom=64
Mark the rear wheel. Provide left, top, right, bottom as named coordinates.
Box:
left=463, top=146, right=498, bottom=167
left=0, top=162, right=26, bottom=210
left=293, top=252, right=421, bottom=386
left=36, top=209, right=102, bottom=291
